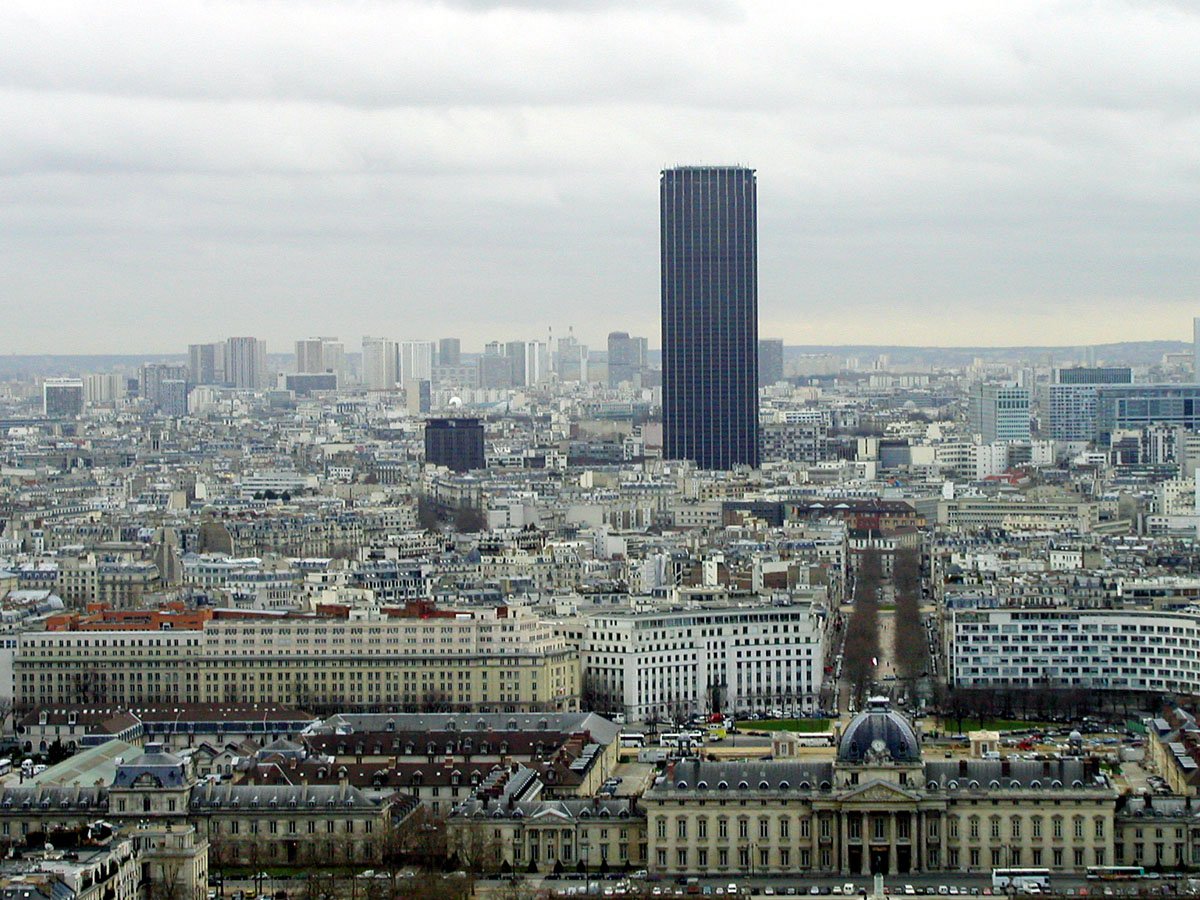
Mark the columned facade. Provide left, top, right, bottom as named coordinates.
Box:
left=643, top=700, right=1117, bottom=878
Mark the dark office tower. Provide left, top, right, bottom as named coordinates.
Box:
left=758, top=339, right=784, bottom=387
left=425, top=418, right=485, bottom=472
left=439, top=338, right=461, bottom=367
left=661, top=166, right=759, bottom=469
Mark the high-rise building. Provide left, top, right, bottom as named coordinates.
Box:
left=361, top=337, right=397, bottom=391
left=556, top=333, right=588, bottom=383
left=438, top=338, right=462, bottom=367
left=320, top=339, right=346, bottom=381
left=42, top=378, right=84, bottom=417
left=607, top=331, right=646, bottom=388
left=140, top=363, right=189, bottom=412
left=224, top=337, right=266, bottom=390
left=1096, top=384, right=1200, bottom=444
left=405, top=379, right=431, bottom=415
left=425, top=418, right=485, bottom=472
left=83, top=373, right=127, bottom=405
left=968, top=382, right=1031, bottom=443
left=479, top=346, right=514, bottom=389
left=187, top=343, right=224, bottom=385
left=158, top=379, right=189, bottom=418
left=758, top=338, right=784, bottom=387
left=1193, top=317, right=1200, bottom=377
left=398, top=340, right=435, bottom=384
left=1049, top=367, right=1133, bottom=442
left=294, top=339, right=326, bottom=374
left=661, top=165, right=759, bottom=470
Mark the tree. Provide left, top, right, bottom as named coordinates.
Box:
left=452, top=506, right=486, bottom=533
left=417, top=495, right=442, bottom=532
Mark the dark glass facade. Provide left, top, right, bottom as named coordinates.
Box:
left=661, top=166, right=759, bottom=469
left=424, top=418, right=485, bottom=472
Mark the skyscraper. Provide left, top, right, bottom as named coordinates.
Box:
left=607, top=331, right=647, bottom=388
left=661, top=165, right=759, bottom=469
left=187, top=342, right=224, bottom=385
left=1193, top=317, right=1200, bottom=378
left=362, top=337, right=397, bottom=390
left=398, top=340, right=435, bottom=383
left=225, top=337, right=266, bottom=390
left=294, top=339, right=326, bottom=374
left=758, top=338, right=784, bottom=387
left=438, top=338, right=461, bottom=367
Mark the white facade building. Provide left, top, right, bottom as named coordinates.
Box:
left=580, top=599, right=826, bottom=721
left=951, top=607, right=1200, bottom=694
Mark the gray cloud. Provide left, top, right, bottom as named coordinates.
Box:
left=1, top=0, right=1199, bottom=353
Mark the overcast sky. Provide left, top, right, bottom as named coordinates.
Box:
left=2, top=0, right=1199, bottom=354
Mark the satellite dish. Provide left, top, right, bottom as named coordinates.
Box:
left=448, top=397, right=463, bottom=408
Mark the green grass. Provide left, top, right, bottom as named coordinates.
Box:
left=736, top=718, right=831, bottom=733
left=940, top=717, right=1058, bottom=733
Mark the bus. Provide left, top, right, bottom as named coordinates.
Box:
left=1085, top=866, right=1145, bottom=881
left=618, top=733, right=646, bottom=749
left=659, top=731, right=705, bottom=749
left=992, top=868, right=1051, bottom=891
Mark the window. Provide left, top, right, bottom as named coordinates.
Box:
left=738, top=848, right=750, bottom=869
left=949, top=818, right=959, bottom=839
left=780, top=818, right=790, bottom=839
left=990, top=819, right=1001, bottom=839
left=678, top=820, right=688, bottom=840
left=1032, top=817, right=1042, bottom=839
left=759, top=819, right=770, bottom=839
left=969, top=848, right=979, bottom=868
left=1053, top=818, right=1063, bottom=839
left=969, top=817, right=979, bottom=839
left=656, top=819, right=667, bottom=839
left=1074, top=818, right=1084, bottom=839
left=698, top=818, right=708, bottom=839
left=1094, top=818, right=1104, bottom=839
left=719, top=819, right=728, bottom=839
left=676, top=850, right=687, bottom=868
left=698, top=849, right=708, bottom=868
left=739, top=820, right=749, bottom=839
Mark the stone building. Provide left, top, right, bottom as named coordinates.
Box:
left=642, top=698, right=1117, bottom=877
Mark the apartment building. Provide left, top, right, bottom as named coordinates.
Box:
left=577, top=599, right=826, bottom=721
left=950, top=607, right=1200, bottom=693
left=13, top=603, right=579, bottom=712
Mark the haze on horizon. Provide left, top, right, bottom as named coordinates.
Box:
left=2, top=0, right=1199, bottom=355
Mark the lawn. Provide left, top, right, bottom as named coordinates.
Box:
left=939, top=717, right=1058, bottom=733
left=736, top=718, right=831, bottom=733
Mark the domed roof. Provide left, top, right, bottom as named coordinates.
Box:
left=837, top=698, right=921, bottom=764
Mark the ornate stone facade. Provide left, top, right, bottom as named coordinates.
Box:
left=642, top=699, right=1118, bottom=877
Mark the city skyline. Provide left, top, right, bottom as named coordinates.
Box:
left=3, top=1, right=1200, bottom=353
